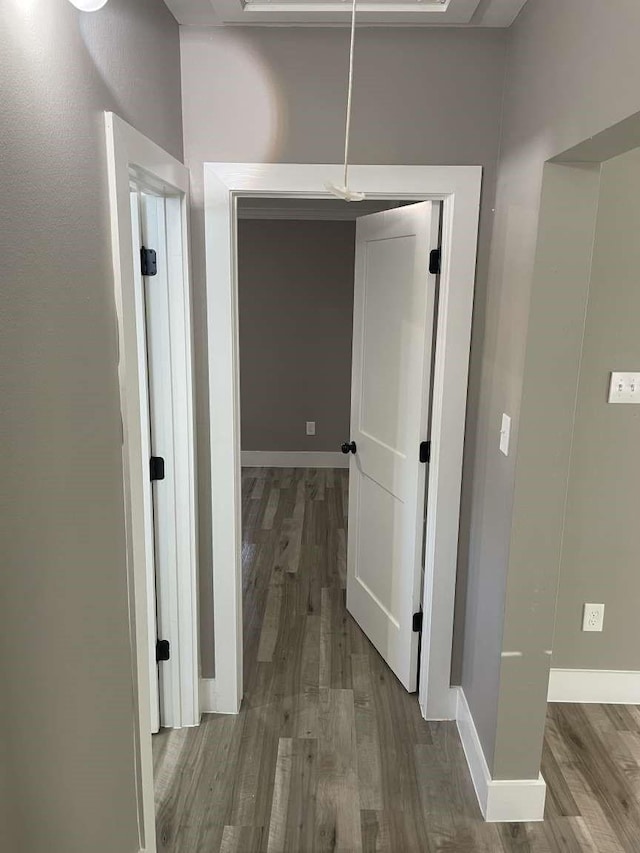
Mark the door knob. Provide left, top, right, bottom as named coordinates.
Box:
left=341, top=441, right=357, bottom=455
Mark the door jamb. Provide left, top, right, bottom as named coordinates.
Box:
left=203, top=163, right=482, bottom=721
left=105, top=112, right=199, bottom=853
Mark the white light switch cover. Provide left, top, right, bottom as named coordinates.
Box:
left=609, top=372, right=640, bottom=404
left=499, top=414, right=511, bottom=456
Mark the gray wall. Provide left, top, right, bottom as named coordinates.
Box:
left=0, top=1, right=182, bottom=850
left=0, top=702, right=15, bottom=849
left=238, top=219, right=355, bottom=453
left=180, top=24, right=508, bottom=678
left=552, top=148, right=640, bottom=672
left=465, top=0, right=640, bottom=780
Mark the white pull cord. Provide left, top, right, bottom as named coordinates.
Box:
left=326, top=0, right=365, bottom=202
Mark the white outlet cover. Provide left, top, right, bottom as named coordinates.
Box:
left=306, top=421, right=316, bottom=436
left=499, top=414, right=511, bottom=456
left=609, top=372, right=640, bottom=404
left=582, top=603, right=605, bottom=632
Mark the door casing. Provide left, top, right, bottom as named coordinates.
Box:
left=203, top=163, right=481, bottom=723
left=105, top=112, right=199, bottom=853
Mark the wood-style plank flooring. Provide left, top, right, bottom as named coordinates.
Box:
left=153, top=467, right=640, bottom=852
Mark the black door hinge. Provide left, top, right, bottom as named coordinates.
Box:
left=156, top=639, right=170, bottom=662
left=150, top=456, right=165, bottom=481
left=412, top=610, right=423, bottom=633
left=140, top=246, right=157, bottom=277
left=419, top=441, right=431, bottom=464
left=429, top=248, right=441, bottom=275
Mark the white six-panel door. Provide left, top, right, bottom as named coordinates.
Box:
left=346, top=202, right=440, bottom=692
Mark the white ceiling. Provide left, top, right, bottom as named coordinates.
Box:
left=165, top=0, right=528, bottom=27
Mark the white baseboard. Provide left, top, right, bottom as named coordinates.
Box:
left=200, top=678, right=240, bottom=715
left=419, top=686, right=459, bottom=722
left=455, top=688, right=546, bottom=822
left=548, top=668, right=640, bottom=704
left=241, top=450, right=348, bottom=469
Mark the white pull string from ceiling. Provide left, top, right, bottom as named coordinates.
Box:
left=326, top=0, right=365, bottom=202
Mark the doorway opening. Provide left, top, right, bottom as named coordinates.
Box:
left=235, top=198, right=440, bottom=713
left=513, top=129, right=640, bottom=843
left=105, top=113, right=199, bottom=853
left=202, top=163, right=482, bottom=725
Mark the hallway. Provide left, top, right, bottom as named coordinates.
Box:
left=153, top=468, right=634, bottom=851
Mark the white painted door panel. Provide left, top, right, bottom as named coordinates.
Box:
left=140, top=192, right=181, bottom=728
left=130, top=190, right=161, bottom=734
left=347, top=202, right=439, bottom=692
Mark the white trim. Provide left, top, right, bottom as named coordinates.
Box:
left=164, top=0, right=481, bottom=27
left=165, top=0, right=521, bottom=25
left=455, top=688, right=546, bottom=823
left=200, top=677, right=217, bottom=713
left=241, top=450, right=349, bottom=468
left=199, top=678, right=243, bottom=714
left=420, top=686, right=459, bottom=721
left=204, top=163, right=481, bottom=723
left=548, top=668, right=640, bottom=704
left=105, top=113, right=199, bottom=853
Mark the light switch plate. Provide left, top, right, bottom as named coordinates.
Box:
left=499, top=414, right=511, bottom=456
left=608, top=372, right=640, bottom=404
left=306, top=421, right=316, bottom=436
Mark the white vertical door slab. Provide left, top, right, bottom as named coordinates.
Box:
left=130, top=190, right=161, bottom=735
left=140, top=193, right=181, bottom=727
left=140, top=191, right=200, bottom=729
left=164, top=194, right=201, bottom=729
left=347, top=202, right=439, bottom=692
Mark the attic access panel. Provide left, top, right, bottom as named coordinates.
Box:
left=212, top=0, right=481, bottom=25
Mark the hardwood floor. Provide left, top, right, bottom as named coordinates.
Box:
left=153, top=467, right=639, bottom=852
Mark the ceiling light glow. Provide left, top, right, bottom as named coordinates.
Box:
left=68, top=0, right=109, bottom=10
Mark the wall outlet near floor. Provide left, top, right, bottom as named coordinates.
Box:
left=306, top=421, right=316, bottom=436
left=582, top=603, right=605, bottom=632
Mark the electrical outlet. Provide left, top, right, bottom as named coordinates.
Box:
left=306, top=421, right=316, bottom=436
left=582, top=603, right=605, bottom=632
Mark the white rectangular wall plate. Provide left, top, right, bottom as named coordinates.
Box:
left=306, top=421, right=316, bottom=436
left=499, top=414, right=511, bottom=456
left=608, top=372, right=640, bottom=404
left=582, top=603, right=605, bottom=632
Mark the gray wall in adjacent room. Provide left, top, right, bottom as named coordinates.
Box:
left=552, top=147, right=640, bottom=673
left=469, top=0, right=640, bottom=780
left=180, top=24, right=508, bottom=678
left=0, top=1, right=182, bottom=850
left=238, top=219, right=355, bottom=454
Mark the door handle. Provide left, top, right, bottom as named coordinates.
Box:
left=341, top=441, right=357, bottom=455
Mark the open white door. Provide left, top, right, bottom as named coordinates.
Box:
left=346, top=202, right=440, bottom=692
left=129, top=190, right=161, bottom=734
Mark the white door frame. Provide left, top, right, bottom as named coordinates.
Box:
left=204, top=163, right=481, bottom=721
left=105, top=113, right=199, bottom=853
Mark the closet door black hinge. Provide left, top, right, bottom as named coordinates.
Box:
left=156, top=639, right=170, bottom=662
left=429, top=248, right=441, bottom=275
left=412, top=611, right=423, bottom=633
left=419, top=441, right=431, bottom=464
left=140, top=246, right=158, bottom=277
left=150, top=456, right=165, bottom=481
